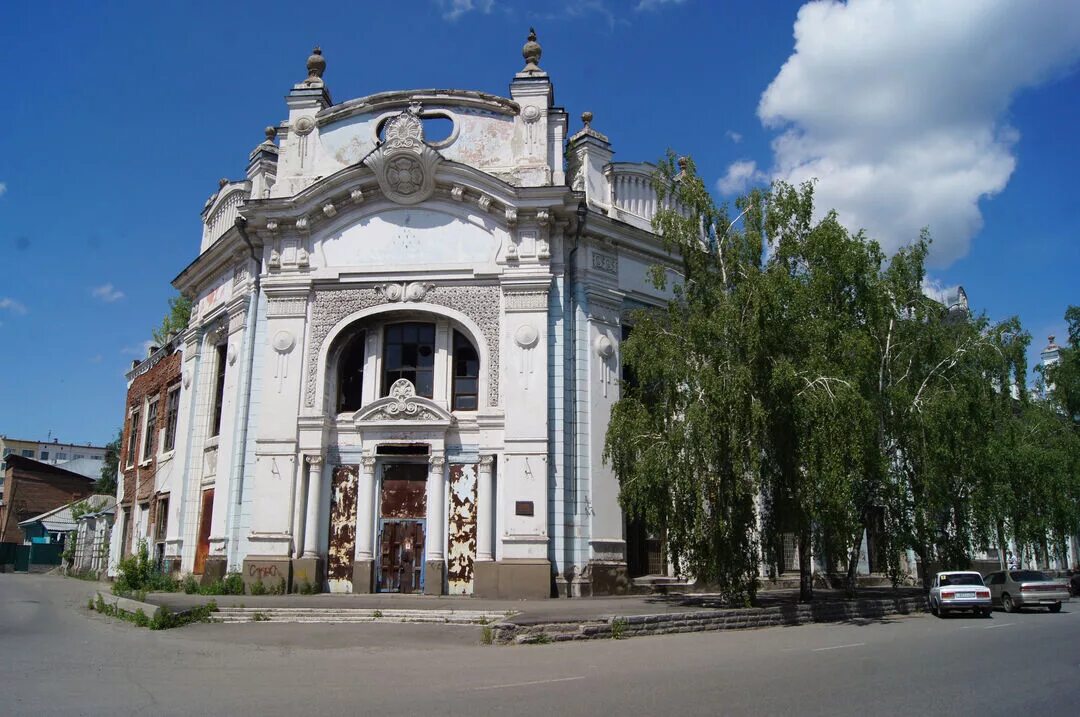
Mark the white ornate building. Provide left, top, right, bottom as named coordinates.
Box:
left=153, top=31, right=676, bottom=598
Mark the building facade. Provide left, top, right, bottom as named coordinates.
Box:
left=0, top=455, right=95, bottom=545
left=109, top=338, right=183, bottom=570
left=147, top=32, right=678, bottom=598
left=0, top=436, right=107, bottom=478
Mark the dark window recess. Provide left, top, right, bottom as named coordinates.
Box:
left=338, top=331, right=366, bottom=412
left=154, top=496, right=169, bottom=542
left=515, top=501, right=534, bottom=516
left=382, top=322, right=435, bottom=398
left=452, top=330, right=480, bottom=411
left=209, top=344, right=227, bottom=437
left=162, top=385, right=180, bottom=452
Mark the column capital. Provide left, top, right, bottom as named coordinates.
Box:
left=305, top=454, right=323, bottom=467
left=429, top=454, right=446, bottom=470
left=478, top=455, right=495, bottom=471
left=361, top=454, right=377, bottom=471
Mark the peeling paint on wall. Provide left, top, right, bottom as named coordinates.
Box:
left=328, top=465, right=358, bottom=592
left=447, top=463, right=477, bottom=594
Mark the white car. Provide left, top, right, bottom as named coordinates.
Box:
left=928, top=571, right=993, bottom=618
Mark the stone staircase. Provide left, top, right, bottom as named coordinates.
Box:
left=213, top=607, right=512, bottom=625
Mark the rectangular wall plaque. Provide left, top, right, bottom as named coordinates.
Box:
left=515, top=501, right=534, bottom=516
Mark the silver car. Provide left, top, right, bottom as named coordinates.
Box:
left=928, top=571, right=993, bottom=617
left=983, top=570, right=1071, bottom=613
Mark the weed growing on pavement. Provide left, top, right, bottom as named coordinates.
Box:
left=372, top=609, right=383, bottom=619
left=481, top=626, right=494, bottom=645
left=89, top=592, right=218, bottom=630
left=533, top=632, right=553, bottom=644
left=252, top=611, right=270, bottom=622
left=611, top=618, right=627, bottom=640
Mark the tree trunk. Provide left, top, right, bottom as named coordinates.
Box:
left=845, top=524, right=864, bottom=598
left=798, top=527, right=813, bottom=603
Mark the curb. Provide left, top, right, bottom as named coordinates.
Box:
left=493, top=596, right=927, bottom=644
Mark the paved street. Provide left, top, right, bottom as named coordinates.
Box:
left=2, top=573, right=1078, bottom=716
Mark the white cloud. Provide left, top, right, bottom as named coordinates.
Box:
left=91, top=283, right=125, bottom=303
left=0, top=297, right=27, bottom=315
left=636, top=0, right=688, bottom=10
left=0, top=182, right=7, bottom=197
left=920, top=277, right=962, bottom=306
left=725, top=130, right=743, bottom=144
left=437, top=0, right=494, bottom=21
left=758, top=0, right=1080, bottom=266
left=717, top=160, right=767, bottom=196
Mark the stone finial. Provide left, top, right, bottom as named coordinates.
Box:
left=219, top=178, right=229, bottom=188
left=1048, top=335, right=1057, bottom=346
left=264, top=126, right=277, bottom=142
left=581, top=111, right=593, bottom=128
left=306, top=46, right=326, bottom=83
left=677, top=156, right=689, bottom=171
left=522, top=28, right=542, bottom=72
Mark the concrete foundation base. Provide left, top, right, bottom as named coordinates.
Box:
left=290, top=557, right=323, bottom=593
left=589, top=561, right=629, bottom=596
left=424, top=560, right=445, bottom=595
left=200, top=558, right=227, bottom=586
left=474, top=559, right=551, bottom=599
left=351, top=559, right=375, bottom=594
left=241, top=556, right=291, bottom=594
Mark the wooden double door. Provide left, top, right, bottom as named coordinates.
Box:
left=377, top=463, right=428, bottom=593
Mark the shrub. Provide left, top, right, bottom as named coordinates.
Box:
left=183, top=575, right=199, bottom=594
left=481, top=626, right=494, bottom=645
left=250, top=578, right=267, bottom=596
left=222, top=572, right=245, bottom=595
left=113, top=540, right=177, bottom=596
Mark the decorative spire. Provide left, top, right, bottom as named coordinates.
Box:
left=218, top=178, right=229, bottom=188
left=306, top=46, right=326, bottom=83
left=264, top=126, right=277, bottom=143
left=522, top=28, right=542, bottom=73
left=581, top=111, right=593, bottom=128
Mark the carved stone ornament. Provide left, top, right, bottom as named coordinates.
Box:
left=514, top=323, right=539, bottom=349
left=364, top=103, right=441, bottom=205
left=228, top=343, right=238, bottom=365
left=350, top=188, right=364, bottom=203
left=322, top=203, right=337, bottom=218
left=306, top=285, right=501, bottom=408
left=294, top=116, right=316, bottom=136
left=353, top=378, right=452, bottom=423
left=375, top=281, right=434, bottom=303
left=273, top=330, right=296, bottom=354
left=595, top=334, right=614, bottom=358
left=522, top=105, right=541, bottom=123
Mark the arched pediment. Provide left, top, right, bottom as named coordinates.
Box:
left=352, top=378, right=454, bottom=427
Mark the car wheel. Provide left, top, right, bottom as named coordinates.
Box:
left=1003, top=593, right=1017, bottom=613
left=930, top=598, right=939, bottom=616
left=1049, top=602, right=1062, bottom=613
left=980, top=608, right=992, bottom=618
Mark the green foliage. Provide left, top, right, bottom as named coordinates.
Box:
left=113, top=540, right=178, bottom=596
left=250, top=578, right=267, bottom=596
left=296, top=579, right=318, bottom=595
left=252, top=611, right=270, bottom=622
left=151, top=293, right=193, bottom=346
left=610, top=618, right=627, bottom=640
left=372, top=609, right=383, bottom=619
left=605, top=155, right=1079, bottom=599
left=97, top=429, right=121, bottom=496
left=480, top=626, right=494, bottom=645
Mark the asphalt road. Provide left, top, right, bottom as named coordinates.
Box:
left=2, top=573, right=1078, bottom=716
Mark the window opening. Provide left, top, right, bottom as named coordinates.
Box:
left=338, top=330, right=366, bottom=412
left=451, top=330, right=479, bottom=411
left=163, top=384, right=180, bottom=452
left=142, top=397, right=159, bottom=460
left=382, top=322, right=435, bottom=398
left=209, top=343, right=227, bottom=437
left=126, top=410, right=140, bottom=467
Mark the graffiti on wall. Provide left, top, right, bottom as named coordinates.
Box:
left=447, top=463, right=478, bottom=595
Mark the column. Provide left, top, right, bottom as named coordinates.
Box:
left=424, top=453, right=446, bottom=595
left=356, top=455, right=377, bottom=561
left=476, top=455, right=495, bottom=562
left=302, top=454, right=323, bottom=558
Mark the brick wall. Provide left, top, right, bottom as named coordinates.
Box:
left=0, top=462, right=95, bottom=544
left=119, top=350, right=181, bottom=555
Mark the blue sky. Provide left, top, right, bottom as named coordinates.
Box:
left=1, top=0, right=1077, bottom=446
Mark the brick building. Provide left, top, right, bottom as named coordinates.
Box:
left=0, top=455, right=95, bottom=544
left=113, top=336, right=183, bottom=569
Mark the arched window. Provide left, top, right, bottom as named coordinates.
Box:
left=382, top=322, right=435, bottom=398
left=452, top=330, right=479, bottom=411
left=337, top=330, right=366, bottom=412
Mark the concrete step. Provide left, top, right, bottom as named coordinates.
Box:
left=210, top=607, right=511, bottom=625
